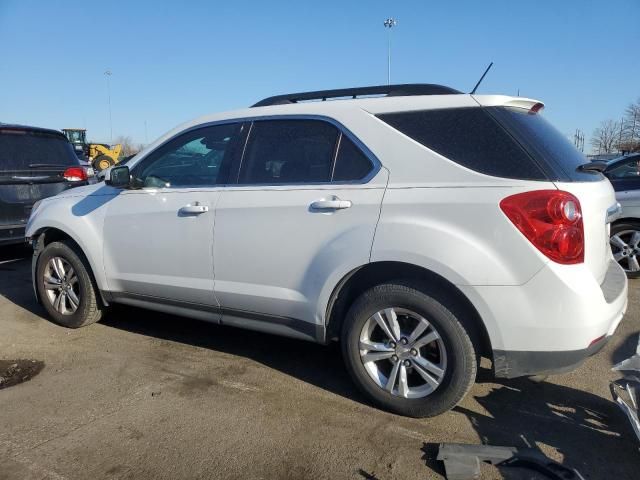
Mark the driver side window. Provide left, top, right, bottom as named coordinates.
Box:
left=133, top=123, right=242, bottom=188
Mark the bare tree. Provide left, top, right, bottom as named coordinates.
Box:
left=591, top=120, right=621, bottom=154
left=113, top=135, right=141, bottom=157
left=620, top=98, right=640, bottom=153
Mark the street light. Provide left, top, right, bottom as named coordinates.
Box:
left=104, top=69, right=113, bottom=144
left=383, top=18, right=397, bottom=85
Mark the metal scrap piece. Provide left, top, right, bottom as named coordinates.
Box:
left=611, top=334, right=640, bottom=443
left=436, top=443, right=585, bottom=480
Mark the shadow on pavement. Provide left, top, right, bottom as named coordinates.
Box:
left=435, top=368, right=640, bottom=479
left=611, top=330, right=640, bottom=364
left=100, top=309, right=640, bottom=479
left=0, top=244, right=30, bottom=262
left=0, top=246, right=44, bottom=318
left=101, top=304, right=363, bottom=402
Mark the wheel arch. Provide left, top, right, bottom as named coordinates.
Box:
left=31, top=227, right=109, bottom=307
left=325, top=261, right=493, bottom=359
left=612, top=217, right=640, bottom=226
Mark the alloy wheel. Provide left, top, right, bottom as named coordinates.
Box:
left=43, top=257, right=80, bottom=315
left=611, top=229, right=640, bottom=273
left=358, top=307, right=447, bottom=399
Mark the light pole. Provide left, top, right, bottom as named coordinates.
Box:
left=104, top=69, right=113, bottom=144
left=383, top=18, right=397, bottom=85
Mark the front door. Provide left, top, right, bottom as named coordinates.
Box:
left=102, top=122, right=244, bottom=307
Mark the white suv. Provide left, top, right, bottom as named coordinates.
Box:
left=26, top=84, right=628, bottom=417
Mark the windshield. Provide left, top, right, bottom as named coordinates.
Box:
left=65, top=130, right=85, bottom=144
left=0, top=130, right=78, bottom=170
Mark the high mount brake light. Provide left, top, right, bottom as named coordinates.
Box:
left=500, top=190, right=584, bottom=265
left=529, top=102, right=544, bottom=114
left=63, top=166, right=88, bottom=182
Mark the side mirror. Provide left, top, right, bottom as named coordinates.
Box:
left=105, top=165, right=131, bottom=188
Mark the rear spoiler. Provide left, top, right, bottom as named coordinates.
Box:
left=471, top=95, right=545, bottom=113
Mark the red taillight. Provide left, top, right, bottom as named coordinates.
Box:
left=500, top=190, right=584, bottom=264
left=63, top=166, right=88, bottom=182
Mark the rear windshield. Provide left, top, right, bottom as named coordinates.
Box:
left=377, top=107, right=598, bottom=182
left=0, top=130, right=77, bottom=171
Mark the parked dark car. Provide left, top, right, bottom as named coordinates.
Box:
left=602, top=154, right=640, bottom=192
left=0, top=124, right=92, bottom=246
left=601, top=154, right=640, bottom=278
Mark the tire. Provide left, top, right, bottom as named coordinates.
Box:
left=610, top=221, right=640, bottom=279
left=93, top=155, right=115, bottom=171
left=36, top=240, right=103, bottom=328
left=341, top=281, right=477, bottom=417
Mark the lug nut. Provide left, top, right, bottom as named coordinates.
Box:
left=391, top=355, right=399, bottom=363
left=410, top=349, right=418, bottom=356
left=400, top=337, right=408, bottom=345
left=403, top=360, right=411, bottom=367
left=389, top=342, right=396, bottom=349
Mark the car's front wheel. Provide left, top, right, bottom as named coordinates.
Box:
left=36, top=240, right=103, bottom=328
left=610, top=221, right=640, bottom=279
left=341, top=281, right=477, bottom=417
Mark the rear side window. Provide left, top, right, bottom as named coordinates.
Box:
left=333, top=135, right=373, bottom=181
left=0, top=130, right=77, bottom=171
left=377, top=108, right=547, bottom=180
left=240, top=120, right=338, bottom=184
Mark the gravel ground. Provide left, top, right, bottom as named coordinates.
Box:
left=1, top=244, right=639, bottom=479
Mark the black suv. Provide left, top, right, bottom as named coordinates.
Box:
left=0, top=124, right=91, bottom=246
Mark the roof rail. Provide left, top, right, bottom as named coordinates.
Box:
left=251, top=83, right=461, bottom=107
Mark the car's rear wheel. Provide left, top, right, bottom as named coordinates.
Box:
left=610, top=221, right=640, bottom=279
left=36, top=240, right=103, bottom=328
left=341, top=281, right=477, bottom=417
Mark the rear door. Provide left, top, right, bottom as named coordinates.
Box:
left=0, top=128, right=78, bottom=242
left=213, top=118, right=386, bottom=338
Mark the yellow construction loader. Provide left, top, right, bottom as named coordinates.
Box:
left=62, top=129, right=122, bottom=171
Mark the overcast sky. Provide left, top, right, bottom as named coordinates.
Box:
left=1, top=0, right=638, bottom=151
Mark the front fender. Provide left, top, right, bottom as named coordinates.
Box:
left=26, top=192, right=116, bottom=292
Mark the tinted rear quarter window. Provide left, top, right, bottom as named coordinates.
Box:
left=0, top=130, right=77, bottom=171
left=378, top=108, right=547, bottom=180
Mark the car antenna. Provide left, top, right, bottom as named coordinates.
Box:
left=470, top=62, right=494, bottom=95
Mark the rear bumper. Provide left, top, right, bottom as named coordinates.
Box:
left=0, top=224, right=26, bottom=246
left=493, top=334, right=610, bottom=378
left=460, top=258, right=628, bottom=378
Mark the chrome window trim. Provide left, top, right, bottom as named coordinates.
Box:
left=129, top=115, right=382, bottom=187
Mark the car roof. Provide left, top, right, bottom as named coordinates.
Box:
left=0, top=123, right=67, bottom=139
left=128, top=90, right=543, bottom=169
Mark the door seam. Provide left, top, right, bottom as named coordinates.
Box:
left=368, top=166, right=390, bottom=262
